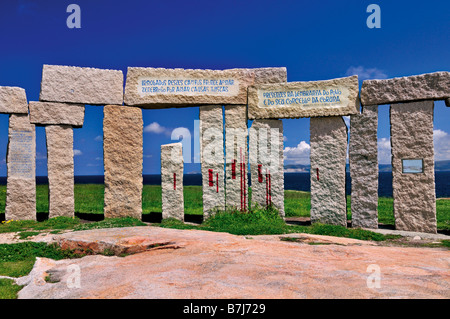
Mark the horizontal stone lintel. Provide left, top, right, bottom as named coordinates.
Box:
left=248, top=75, right=359, bottom=119
left=0, top=86, right=28, bottom=114
left=360, top=71, right=450, bottom=106
left=124, top=67, right=287, bottom=108
left=39, top=64, right=124, bottom=105
left=29, top=101, right=85, bottom=127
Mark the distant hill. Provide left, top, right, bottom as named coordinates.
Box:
left=284, top=160, right=450, bottom=172
left=435, top=160, right=450, bottom=171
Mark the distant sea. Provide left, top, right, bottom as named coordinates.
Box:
left=1, top=172, right=449, bottom=198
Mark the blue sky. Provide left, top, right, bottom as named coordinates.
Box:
left=0, top=0, right=449, bottom=175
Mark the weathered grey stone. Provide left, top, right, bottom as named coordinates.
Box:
left=29, top=101, right=85, bottom=127
left=249, top=119, right=284, bottom=217
left=310, top=117, right=348, bottom=226
left=0, top=86, right=28, bottom=114
left=103, top=105, right=143, bottom=219
left=124, top=67, right=255, bottom=107
left=248, top=75, right=359, bottom=120
left=46, top=125, right=74, bottom=218
left=390, top=101, right=437, bottom=234
left=199, top=105, right=225, bottom=218
left=225, top=105, right=248, bottom=210
left=39, top=65, right=124, bottom=105
left=161, top=143, right=184, bottom=221
left=5, top=114, right=36, bottom=220
left=349, top=105, right=378, bottom=229
left=360, top=72, right=450, bottom=106
left=252, top=67, right=287, bottom=85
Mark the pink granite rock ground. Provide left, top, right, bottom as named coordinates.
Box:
left=17, top=227, right=450, bottom=299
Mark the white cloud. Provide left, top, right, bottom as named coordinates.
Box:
left=73, top=149, right=82, bottom=156
left=345, top=66, right=388, bottom=81
left=144, top=122, right=167, bottom=134
left=284, top=141, right=310, bottom=165
left=283, top=136, right=288, bottom=142
left=434, top=129, right=448, bottom=140
left=376, top=130, right=450, bottom=164
left=378, top=137, right=391, bottom=164
left=434, top=129, right=450, bottom=161
left=94, top=135, right=102, bottom=142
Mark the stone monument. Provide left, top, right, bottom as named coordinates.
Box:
left=349, top=105, right=379, bottom=229
left=360, top=71, right=449, bottom=233
left=1, top=87, right=35, bottom=221
left=224, top=105, right=248, bottom=210
left=40, top=64, right=124, bottom=105
left=161, top=143, right=184, bottom=221
left=46, top=125, right=75, bottom=218
left=390, top=101, right=436, bottom=233
left=247, top=75, right=359, bottom=119
left=0, top=87, right=29, bottom=114
left=310, top=117, right=348, bottom=227
left=199, top=105, right=225, bottom=218
left=249, top=119, right=285, bottom=217
left=29, top=101, right=85, bottom=127
left=5, top=114, right=36, bottom=220
left=124, top=67, right=256, bottom=107
left=103, top=105, right=143, bottom=219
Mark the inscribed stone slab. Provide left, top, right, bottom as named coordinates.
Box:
left=360, top=71, right=450, bottom=106
left=161, top=143, right=184, bottom=221
left=29, top=101, right=85, bottom=127
left=248, top=75, right=359, bottom=119
left=46, top=125, right=74, bottom=218
left=5, top=114, right=36, bottom=220
left=349, top=105, right=378, bottom=229
left=249, top=119, right=285, bottom=217
left=103, top=105, right=143, bottom=219
left=124, top=67, right=255, bottom=107
left=199, top=105, right=225, bottom=218
left=310, top=117, right=348, bottom=226
left=40, top=64, right=124, bottom=105
left=0, top=86, right=28, bottom=114
left=390, top=101, right=436, bottom=233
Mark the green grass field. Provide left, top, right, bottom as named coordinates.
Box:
left=0, top=184, right=448, bottom=231
left=0, top=184, right=448, bottom=299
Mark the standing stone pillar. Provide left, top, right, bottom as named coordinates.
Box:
left=310, top=117, right=348, bottom=227
left=161, top=143, right=184, bottom=221
left=349, top=105, right=379, bottom=229
left=46, top=125, right=74, bottom=218
left=249, top=119, right=285, bottom=217
left=390, top=101, right=436, bottom=233
left=199, top=105, right=225, bottom=218
left=5, top=114, right=36, bottom=220
left=103, top=105, right=143, bottom=219
left=224, top=105, right=248, bottom=210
